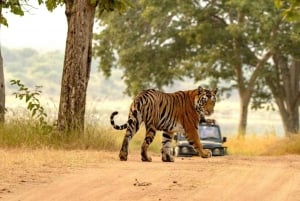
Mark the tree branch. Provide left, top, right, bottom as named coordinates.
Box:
left=247, top=51, right=272, bottom=91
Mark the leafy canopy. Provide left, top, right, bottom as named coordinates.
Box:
left=0, top=0, right=133, bottom=26
left=93, top=0, right=281, bottom=96
left=275, top=0, right=300, bottom=21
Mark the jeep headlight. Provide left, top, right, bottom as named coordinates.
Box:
left=181, top=147, right=189, bottom=154
left=212, top=148, right=221, bottom=155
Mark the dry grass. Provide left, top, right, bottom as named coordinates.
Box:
left=0, top=117, right=299, bottom=156
left=225, top=134, right=300, bottom=156
left=0, top=119, right=120, bottom=151
left=0, top=119, right=162, bottom=153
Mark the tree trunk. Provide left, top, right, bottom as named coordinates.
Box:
left=274, top=94, right=299, bottom=134
left=238, top=94, right=250, bottom=137
left=235, top=51, right=272, bottom=137
left=230, top=11, right=273, bottom=137
left=57, top=0, right=96, bottom=132
left=267, top=55, right=300, bottom=135
left=280, top=103, right=299, bottom=134
left=0, top=49, right=5, bottom=123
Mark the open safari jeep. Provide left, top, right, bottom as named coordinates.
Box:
left=173, top=122, right=227, bottom=156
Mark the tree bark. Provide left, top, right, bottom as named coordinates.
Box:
left=0, top=49, right=5, bottom=123
left=267, top=55, right=300, bottom=135
left=237, top=92, right=250, bottom=137
left=57, top=0, right=96, bottom=132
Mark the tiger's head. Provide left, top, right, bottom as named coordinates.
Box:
left=194, top=86, right=218, bottom=116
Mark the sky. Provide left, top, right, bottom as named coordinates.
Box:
left=1, top=3, right=67, bottom=51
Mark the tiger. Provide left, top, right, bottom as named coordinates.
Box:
left=110, top=86, right=218, bottom=162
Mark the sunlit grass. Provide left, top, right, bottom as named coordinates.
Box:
left=226, top=133, right=300, bottom=156
left=0, top=118, right=162, bottom=153
left=1, top=114, right=299, bottom=156
left=0, top=118, right=120, bottom=150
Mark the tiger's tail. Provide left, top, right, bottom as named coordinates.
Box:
left=110, top=111, right=128, bottom=130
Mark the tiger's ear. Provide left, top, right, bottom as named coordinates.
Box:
left=197, top=86, right=204, bottom=94
left=213, top=88, right=218, bottom=94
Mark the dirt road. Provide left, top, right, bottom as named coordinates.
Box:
left=2, top=151, right=300, bottom=201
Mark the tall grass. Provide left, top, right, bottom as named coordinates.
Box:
left=225, top=134, right=300, bottom=156
left=0, top=118, right=119, bottom=150
left=1, top=117, right=300, bottom=156
left=0, top=118, right=162, bottom=153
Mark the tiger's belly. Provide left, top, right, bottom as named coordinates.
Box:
left=157, top=122, right=184, bottom=133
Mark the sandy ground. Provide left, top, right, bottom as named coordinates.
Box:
left=1, top=149, right=300, bottom=201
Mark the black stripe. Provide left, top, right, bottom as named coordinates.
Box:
left=162, top=133, right=171, bottom=139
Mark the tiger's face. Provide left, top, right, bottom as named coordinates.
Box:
left=195, top=87, right=218, bottom=116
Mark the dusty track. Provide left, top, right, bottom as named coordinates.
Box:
left=2, top=150, right=300, bottom=201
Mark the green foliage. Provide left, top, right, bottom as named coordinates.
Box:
left=94, top=0, right=190, bottom=95
left=97, top=0, right=135, bottom=15
left=0, top=0, right=134, bottom=25
left=275, top=0, right=300, bottom=21
left=0, top=0, right=41, bottom=26
left=93, top=0, right=279, bottom=97
left=10, top=79, right=51, bottom=130
left=0, top=15, right=8, bottom=26
left=94, top=0, right=299, bottom=107
left=44, top=0, right=64, bottom=11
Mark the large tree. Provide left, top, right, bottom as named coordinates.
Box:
left=1, top=0, right=132, bottom=131
left=94, top=0, right=277, bottom=136
left=269, top=56, right=300, bottom=134
left=43, top=0, right=132, bottom=132
left=253, top=19, right=300, bottom=135
left=55, top=0, right=97, bottom=132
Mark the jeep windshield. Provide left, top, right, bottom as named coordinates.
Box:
left=198, top=125, right=221, bottom=141
left=176, top=125, right=221, bottom=142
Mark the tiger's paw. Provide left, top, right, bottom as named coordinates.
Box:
left=161, top=148, right=175, bottom=162
left=141, top=154, right=152, bottom=162
left=201, top=149, right=212, bottom=158
left=119, top=151, right=128, bottom=161
left=162, top=154, right=175, bottom=162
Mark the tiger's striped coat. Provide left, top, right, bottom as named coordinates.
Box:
left=110, top=86, right=217, bottom=162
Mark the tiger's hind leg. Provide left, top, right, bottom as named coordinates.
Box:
left=141, top=125, right=156, bottom=162
left=161, top=132, right=175, bottom=162
left=119, top=129, right=132, bottom=161
left=119, top=111, right=140, bottom=161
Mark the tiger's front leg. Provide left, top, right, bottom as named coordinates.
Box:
left=161, top=132, right=174, bottom=162
left=186, top=128, right=212, bottom=158
left=141, top=126, right=156, bottom=162
left=194, top=141, right=212, bottom=158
